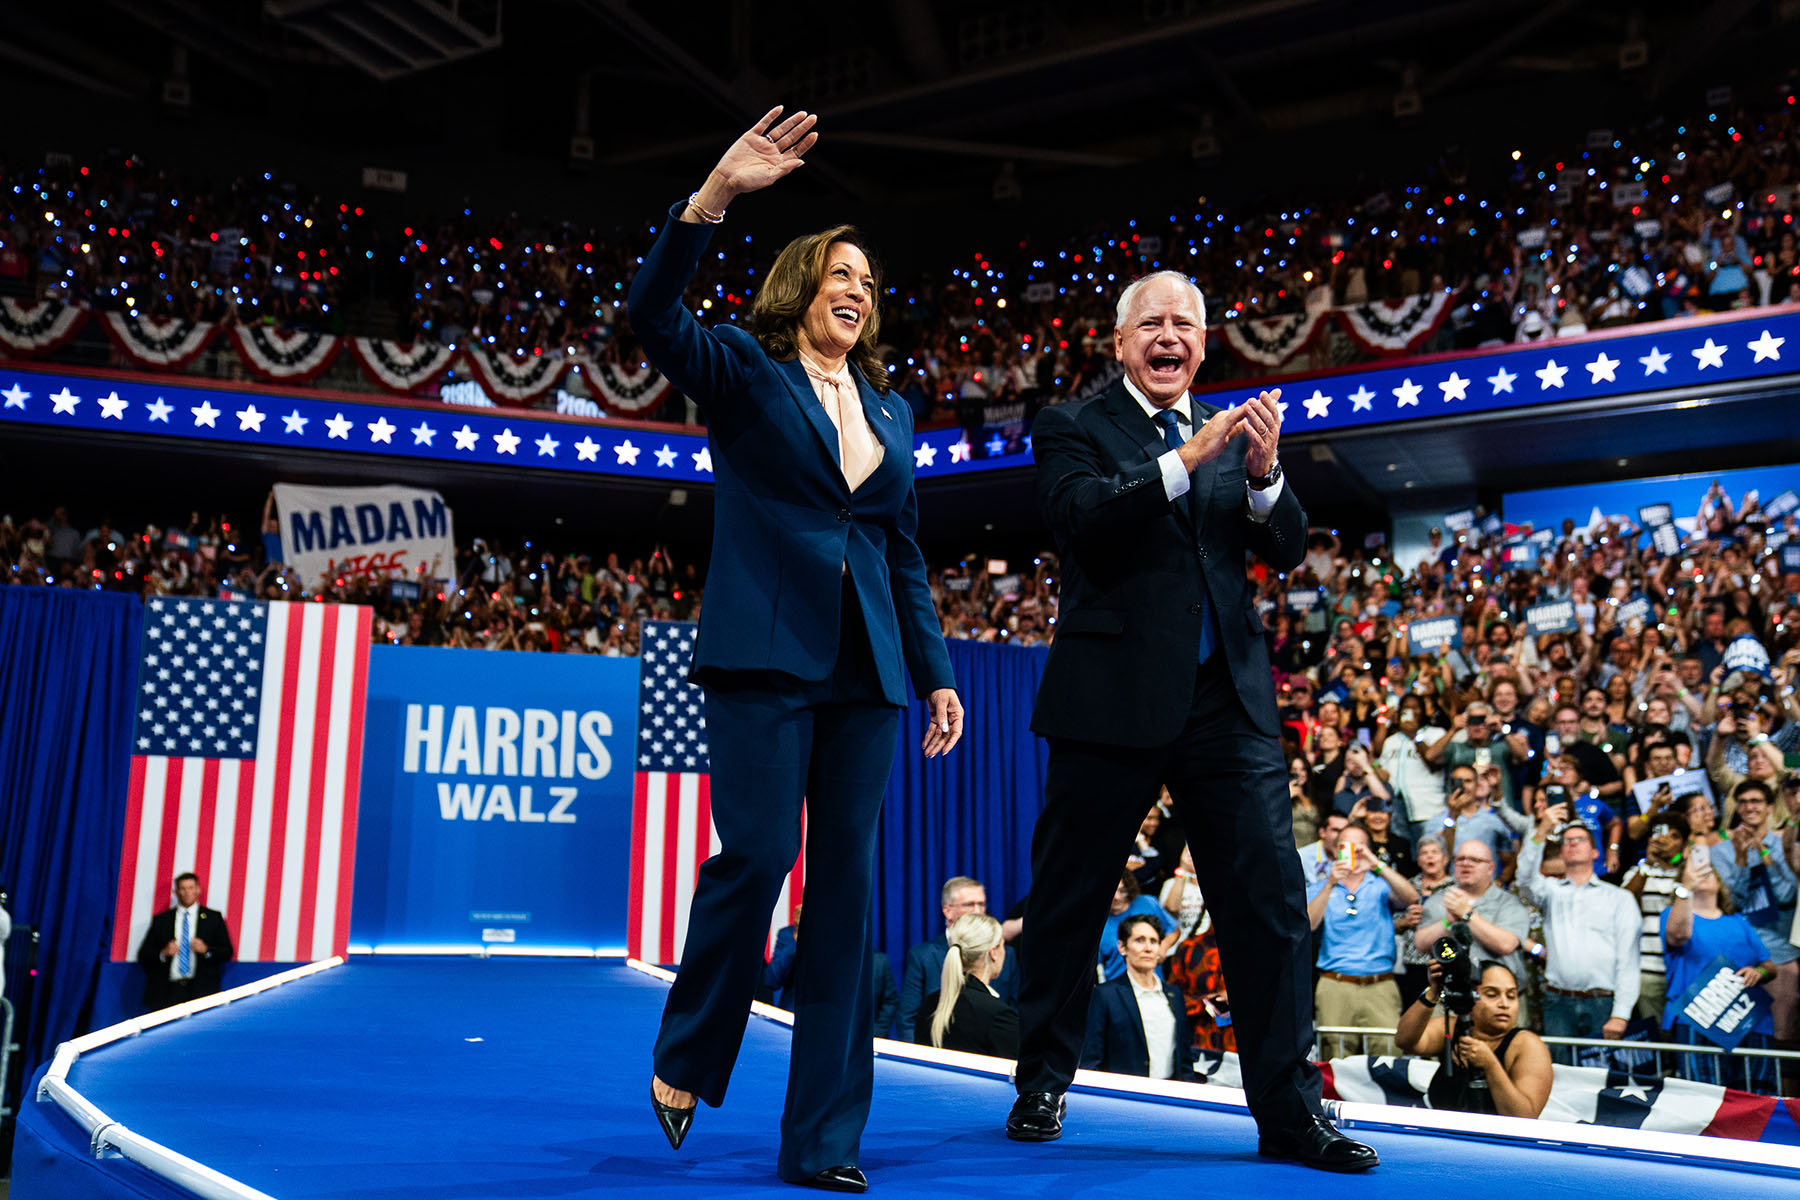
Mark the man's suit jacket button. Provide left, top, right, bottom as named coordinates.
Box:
left=1187, top=603, right=1205, bottom=615
left=836, top=508, right=852, bottom=522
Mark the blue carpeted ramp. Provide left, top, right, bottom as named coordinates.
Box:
left=17, top=958, right=1800, bottom=1197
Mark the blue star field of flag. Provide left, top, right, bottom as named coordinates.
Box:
left=134, top=597, right=267, bottom=758
left=636, top=621, right=709, bottom=772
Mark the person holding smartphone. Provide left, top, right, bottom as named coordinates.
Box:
left=1332, top=742, right=1393, bottom=815
left=1307, top=824, right=1419, bottom=1057
left=1661, top=852, right=1778, bottom=1087
left=1432, top=702, right=1523, bottom=815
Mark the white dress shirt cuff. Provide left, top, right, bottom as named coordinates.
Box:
left=1245, top=475, right=1284, bottom=522
left=1157, top=449, right=1191, bottom=502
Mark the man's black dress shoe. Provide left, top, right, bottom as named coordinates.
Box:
left=651, top=1089, right=696, bottom=1151
left=792, top=1166, right=868, bottom=1193
left=1257, top=1115, right=1379, bottom=1172
left=1005, top=1091, right=1067, bottom=1142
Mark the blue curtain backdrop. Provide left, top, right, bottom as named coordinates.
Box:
left=875, top=639, right=1050, bottom=976
left=0, top=588, right=140, bottom=1075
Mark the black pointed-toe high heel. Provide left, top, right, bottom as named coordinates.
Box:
left=651, top=1088, right=697, bottom=1151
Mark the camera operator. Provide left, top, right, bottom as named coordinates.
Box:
left=1396, top=957, right=1552, bottom=1118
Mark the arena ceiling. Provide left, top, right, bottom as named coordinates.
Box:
left=3, top=0, right=1796, bottom=222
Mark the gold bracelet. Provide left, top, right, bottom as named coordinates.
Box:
left=686, top=193, right=726, bottom=224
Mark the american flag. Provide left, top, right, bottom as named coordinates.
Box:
left=627, top=620, right=804, bottom=964
left=110, top=598, right=372, bottom=964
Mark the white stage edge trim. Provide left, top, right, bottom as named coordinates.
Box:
left=624, top=957, right=1800, bottom=1174
left=36, top=956, right=346, bottom=1200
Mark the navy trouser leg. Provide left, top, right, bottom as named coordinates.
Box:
left=1164, top=661, right=1324, bottom=1132
left=653, top=684, right=809, bottom=1107
left=777, top=699, right=899, bottom=1182
left=1014, top=738, right=1165, bottom=1095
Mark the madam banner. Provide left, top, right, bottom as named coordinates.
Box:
left=272, top=482, right=455, bottom=589
left=349, top=646, right=639, bottom=952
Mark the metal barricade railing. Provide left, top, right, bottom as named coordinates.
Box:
left=0, top=995, right=14, bottom=1119
left=1315, top=1025, right=1800, bottom=1095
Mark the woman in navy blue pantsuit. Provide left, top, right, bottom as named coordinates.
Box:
left=629, top=107, right=963, bottom=1194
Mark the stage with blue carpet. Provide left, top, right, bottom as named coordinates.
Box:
left=17, top=957, right=1800, bottom=1198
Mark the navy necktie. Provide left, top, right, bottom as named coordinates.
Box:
left=1153, top=409, right=1220, bottom=663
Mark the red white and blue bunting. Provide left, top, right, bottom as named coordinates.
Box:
left=584, top=358, right=674, bottom=418
left=0, top=299, right=87, bottom=357
left=99, top=313, right=220, bottom=368
left=1219, top=309, right=1329, bottom=368
left=348, top=338, right=455, bottom=394
left=229, top=324, right=341, bottom=384
left=1337, top=293, right=1452, bottom=356
left=460, top=345, right=569, bottom=405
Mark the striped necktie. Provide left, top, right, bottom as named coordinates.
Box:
left=1153, top=408, right=1220, bottom=663
left=177, top=908, right=192, bottom=977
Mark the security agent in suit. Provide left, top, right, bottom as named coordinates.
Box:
left=135, top=872, right=234, bottom=1012
left=630, top=107, right=962, bottom=1194
left=897, top=876, right=1018, bottom=1042
left=1082, top=915, right=1199, bottom=1080
left=1007, top=271, right=1378, bottom=1172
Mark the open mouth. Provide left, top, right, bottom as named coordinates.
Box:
left=1149, top=353, right=1185, bottom=373
left=831, top=306, right=861, bottom=329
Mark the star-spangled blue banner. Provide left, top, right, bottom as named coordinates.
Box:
left=3, top=309, right=1794, bottom=483
left=1191, top=308, right=1798, bottom=434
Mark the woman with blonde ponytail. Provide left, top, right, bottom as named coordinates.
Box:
left=913, top=913, right=1018, bottom=1057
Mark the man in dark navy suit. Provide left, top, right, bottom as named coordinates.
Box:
left=135, top=872, right=234, bottom=1012
left=1006, top=271, right=1378, bottom=1172
left=1082, top=915, right=1199, bottom=1080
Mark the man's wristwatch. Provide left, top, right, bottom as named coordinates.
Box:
left=1673, top=884, right=1692, bottom=900
left=1248, top=458, right=1282, bottom=491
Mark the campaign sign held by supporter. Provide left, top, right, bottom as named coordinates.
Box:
left=1766, top=489, right=1800, bottom=521
left=1442, top=508, right=1476, bottom=533
left=1406, top=616, right=1461, bottom=656
left=1285, top=588, right=1323, bottom=614
left=1651, top=524, right=1682, bottom=557
left=1675, top=956, right=1773, bottom=1051
left=1721, top=635, right=1771, bottom=679
left=1526, top=599, right=1579, bottom=638
left=1615, top=594, right=1652, bottom=628
left=274, top=482, right=455, bottom=591
left=1630, top=768, right=1715, bottom=816
left=350, top=646, right=638, bottom=951
left=1637, top=502, right=1673, bottom=529
left=1501, top=540, right=1538, bottom=569
left=1781, top=544, right=1800, bottom=575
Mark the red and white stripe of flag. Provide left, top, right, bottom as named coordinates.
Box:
left=110, top=601, right=371, bottom=964
left=628, top=771, right=805, bottom=965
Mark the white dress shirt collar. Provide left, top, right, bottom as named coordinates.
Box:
left=1122, top=375, right=1193, bottom=428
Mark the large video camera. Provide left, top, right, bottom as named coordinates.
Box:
left=1431, top=920, right=1478, bottom=1016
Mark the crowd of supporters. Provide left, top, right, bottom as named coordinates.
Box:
left=6, top=480, right=1799, bottom=1091
left=4, top=83, right=1797, bottom=419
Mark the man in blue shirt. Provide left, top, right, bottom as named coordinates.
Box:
left=1307, top=824, right=1419, bottom=1058
left=1436, top=765, right=1517, bottom=876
